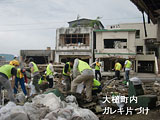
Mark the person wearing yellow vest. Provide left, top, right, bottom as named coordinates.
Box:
left=38, top=75, right=49, bottom=92
left=62, top=59, right=73, bottom=91
left=0, top=60, right=19, bottom=103
left=91, top=59, right=102, bottom=81
left=92, top=78, right=102, bottom=95
left=14, top=68, right=27, bottom=96
left=114, top=60, right=122, bottom=80
left=28, top=58, right=41, bottom=93
left=124, top=58, right=132, bottom=82
left=72, top=58, right=94, bottom=102
left=46, top=60, right=54, bottom=88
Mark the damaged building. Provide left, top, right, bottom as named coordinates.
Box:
left=130, top=0, right=160, bottom=74
left=94, top=23, right=158, bottom=74
left=20, top=48, right=55, bottom=64
left=55, top=18, right=104, bottom=64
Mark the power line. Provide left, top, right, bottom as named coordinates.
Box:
left=0, top=21, right=67, bottom=26
left=102, top=17, right=142, bottom=20
left=0, top=27, right=57, bottom=32
left=0, top=17, right=143, bottom=27
left=0, top=16, right=143, bottom=32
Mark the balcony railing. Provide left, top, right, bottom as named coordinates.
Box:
left=137, top=51, right=155, bottom=55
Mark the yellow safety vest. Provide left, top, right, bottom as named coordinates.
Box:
left=78, top=60, right=91, bottom=73
left=46, top=64, right=53, bottom=76
left=93, top=79, right=101, bottom=90
left=0, top=64, right=15, bottom=79
left=30, top=62, right=39, bottom=73
left=115, top=62, right=122, bottom=71
left=95, top=62, right=100, bottom=71
left=63, top=62, right=71, bottom=76
left=16, top=68, right=24, bottom=78
left=38, top=76, right=47, bottom=85
left=126, top=60, right=132, bottom=68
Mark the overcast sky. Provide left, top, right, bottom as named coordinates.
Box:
left=0, top=0, right=143, bottom=55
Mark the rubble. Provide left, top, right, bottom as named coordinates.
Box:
left=102, top=79, right=128, bottom=97
left=0, top=93, right=99, bottom=120
left=32, top=93, right=62, bottom=111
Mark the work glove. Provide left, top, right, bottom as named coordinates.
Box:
left=24, top=83, right=29, bottom=87
left=31, top=73, right=34, bottom=78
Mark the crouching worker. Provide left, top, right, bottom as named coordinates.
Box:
left=92, top=79, right=102, bottom=95
left=38, top=75, right=49, bottom=92
left=71, top=58, right=94, bottom=102
left=0, top=60, right=19, bottom=103
left=14, top=68, right=27, bottom=96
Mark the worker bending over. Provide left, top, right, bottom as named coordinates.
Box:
left=71, top=58, right=94, bottom=102
left=14, top=68, right=27, bottom=96
left=62, top=59, right=73, bottom=91
left=0, top=60, right=19, bottom=103
left=46, top=60, right=54, bottom=88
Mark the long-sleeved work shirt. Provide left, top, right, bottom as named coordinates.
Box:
left=73, top=59, right=94, bottom=79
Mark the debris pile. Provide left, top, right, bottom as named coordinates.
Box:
left=153, top=81, right=160, bottom=105
left=0, top=93, right=99, bottom=120
left=102, top=79, right=128, bottom=97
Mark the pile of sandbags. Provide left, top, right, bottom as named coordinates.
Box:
left=0, top=102, right=29, bottom=120
left=0, top=94, right=99, bottom=120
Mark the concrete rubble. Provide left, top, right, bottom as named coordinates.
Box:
left=0, top=93, right=99, bottom=120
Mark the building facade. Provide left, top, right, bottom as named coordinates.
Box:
left=55, top=27, right=94, bottom=64
left=95, top=23, right=158, bottom=73
left=55, top=18, right=104, bottom=64
left=20, top=49, right=55, bottom=64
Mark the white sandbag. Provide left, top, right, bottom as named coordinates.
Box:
left=16, top=92, right=25, bottom=103
left=0, top=102, right=16, bottom=120
left=4, top=106, right=29, bottom=120
left=23, top=102, right=50, bottom=120
left=65, top=95, right=77, bottom=104
left=43, top=111, right=57, bottom=120
left=28, top=81, right=37, bottom=96
left=76, top=82, right=84, bottom=94
left=58, top=108, right=73, bottom=120
left=65, top=95, right=78, bottom=108
left=72, top=108, right=99, bottom=120
left=32, top=93, right=61, bottom=111
left=0, top=102, right=16, bottom=114
left=57, top=117, right=67, bottom=120
left=0, top=102, right=29, bottom=120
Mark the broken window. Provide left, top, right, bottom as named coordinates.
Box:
left=104, top=39, right=127, bottom=49
left=59, top=34, right=89, bottom=46
left=26, top=56, right=48, bottom=64
left=60, top=57, right=89, bottom=64
left=136, top=46, right=143, bottom=54
left=138, top=61, right=154, bottom=73
left=135, top=30, right=140, bottom=38
left=123, top=46, right=127, bottom=48
left=78, top=34, right=83, bottom=44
